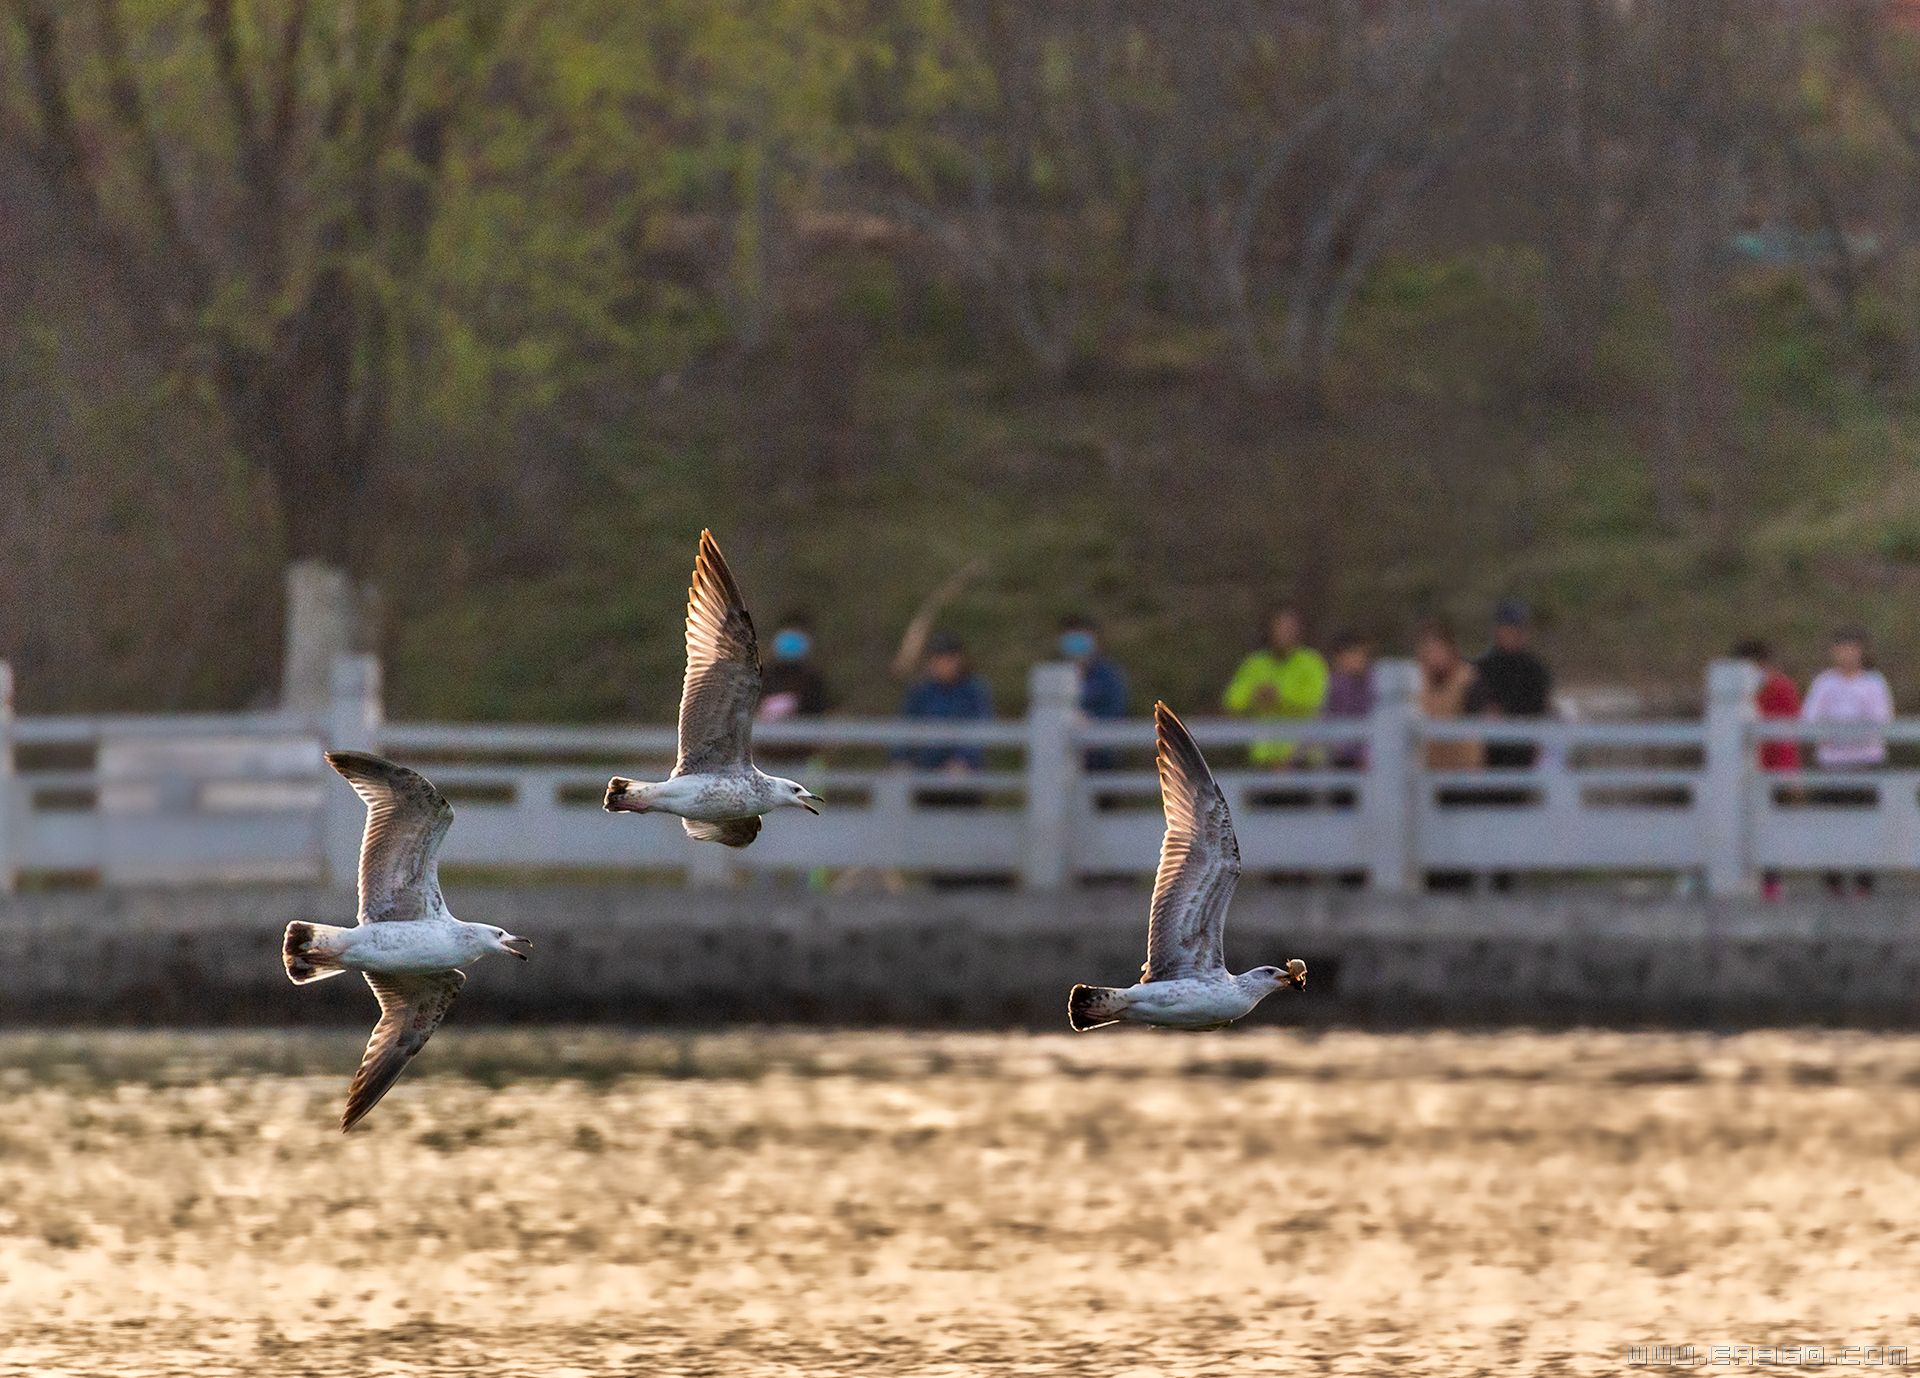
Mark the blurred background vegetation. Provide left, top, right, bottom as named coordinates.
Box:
left=8, top=0, right=1920, bottom=718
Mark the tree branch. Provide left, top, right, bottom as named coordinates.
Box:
left=91, top=0, right=210, bottom=305
left=266, top=1, right=309, bottom=160
left=1304, top=144, right=1454, bottom=378
left=201, top=0, right=258, bottom=157
left=348, top=0, right=423, bottom=242
left=11, top=0, right=182, bottom=354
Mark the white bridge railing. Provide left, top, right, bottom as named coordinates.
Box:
left=0, top=657, right=1911, bottom=897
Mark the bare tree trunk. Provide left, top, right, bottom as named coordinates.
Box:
left=8, top=0, right=440, bottom=704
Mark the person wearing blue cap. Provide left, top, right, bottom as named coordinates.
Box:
left=756, top=611, right=834, bottom=889
left=757, top=612, right=832, bottom=764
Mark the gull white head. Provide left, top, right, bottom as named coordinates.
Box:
left=771, top=777, right=823, bottom=814
left=483, top=926, right=534, bottom=961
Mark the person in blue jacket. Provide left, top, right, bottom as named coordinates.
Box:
left=1058, top=614, right=1129, bottom=769
left=898, top=633, right=993, bottom=771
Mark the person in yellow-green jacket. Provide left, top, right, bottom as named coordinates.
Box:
left=1222, top=603, right=1330, bottom=766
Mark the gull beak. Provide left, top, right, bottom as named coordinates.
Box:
left=1285, top=959, right=1307, bottom=991
left=503, top=934, right=533, bottom=961
left=798, top=791, right=823, bottom=815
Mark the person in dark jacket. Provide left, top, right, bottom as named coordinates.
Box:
left=1057, top=614, right=1128, bottom=770
left=897, top=633, right=993, bottom=771
left=1467, top=600, right=1552, bottom=769
left=1466, top=601, right=1550, bottom=894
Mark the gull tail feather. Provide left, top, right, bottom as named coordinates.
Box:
left=1068, top=984, right=1129, bottom=1032
left=604, top=777, right=650, bottom=813
left=284, top=921, right=351, bottom=985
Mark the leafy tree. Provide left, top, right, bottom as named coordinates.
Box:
left=1, top=1, right=507, bottom=700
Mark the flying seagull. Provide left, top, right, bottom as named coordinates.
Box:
left=604, top=529, right=822, bottom=846
left=285, top=751, right=532, bottom=1131
left=1068, top=702, right=1307, bottom=1031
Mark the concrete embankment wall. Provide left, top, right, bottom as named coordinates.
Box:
left=4, top=884, right=1917, bottom=1028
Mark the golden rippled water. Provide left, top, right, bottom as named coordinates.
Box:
left=2, top=1028, right=1918, bottom=1376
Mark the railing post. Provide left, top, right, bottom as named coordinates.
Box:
left=324, top=654, right=383, bottom=891
left=1703, top=658, right=1759, bottom=899
left=1365, top=658, right=1421, bottom=894
left=1022, top=662, right=1081, bottom=890
left=284, top=561, right=360, bottom=714
left=0, top=661, right=15, bottom=895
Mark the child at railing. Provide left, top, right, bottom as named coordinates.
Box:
left=1734, top=639, right=1801, bottom=901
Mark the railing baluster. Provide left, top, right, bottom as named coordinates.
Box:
left=1021, top=663, right=1080, bottom=891
left=1703, top=659, right=1759, bottom=899
left=1365, top=660, right=1420, bottom=894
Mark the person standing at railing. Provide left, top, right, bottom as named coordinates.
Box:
left=1466, top=601, right=1552, bottom=892
left=1056, top=614, right=1128, bottom=771
left=1734, top=639, right=1802, bottom=901
left=1467, top=601, right=1553, bottom=770
left=897, top=633, right=993, bottom=774
left=1319, top=631, right=1376, bottom=887
left=1321, top=631, right=1376, bottom=770
left=1418, top=619, right=1481, bottom=891
left=1734, top=640, right=1804, bottom=772
left=757, top=612, right=833, bottom=764
left=757, top=611, right=835, bottom=891
left=1801, top=628, right=1894, bottom=898
left=1417, top=621, right=1481, bottom=771
left=1222, top=602, right=1329, bottom=768
left=898, top=632, right=995, bottom=887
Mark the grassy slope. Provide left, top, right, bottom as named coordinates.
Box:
left=387, top=251, right=1920, bottom=721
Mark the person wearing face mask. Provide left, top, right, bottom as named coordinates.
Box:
left=1056, top=614, right=1129, bottom=770
left=757, top=612, right=831, bottom=766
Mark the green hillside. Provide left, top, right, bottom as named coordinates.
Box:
left=386, top=253, right=1920, bottom=721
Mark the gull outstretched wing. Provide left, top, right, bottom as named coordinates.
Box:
left=325, top=751, right=453, bottom=924
left=341, top=970, right=466, bottom=1132
left=1141, top=703, right=1241, bottom=983
left=674, top=529, right=762, bottom=774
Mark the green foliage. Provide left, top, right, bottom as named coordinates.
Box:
left=22, top=0, right=1920, bottom=712
left=1878, top=520, right=1920, bottom=565
left=1732, top=272, right=1841, bottom=413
